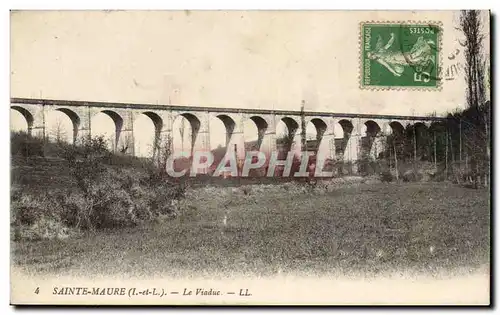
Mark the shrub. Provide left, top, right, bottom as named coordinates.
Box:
left=11, top=132, right=44, bottom=158
left=12, top=133, right=188, bottom=235
left=149, top=180, right=186, bottom=217
left=128, top=183, right=156, bottom=220
left=10, top=189, right=81, bottom=241
left=60, top=135, right=111, bottom=230
left=56, top=191, right=86, bottom=227
left=402, top=169, right=423, bottom=182
left=379, top=171, right=393, bottom=183
left=13, top=216, right=78, bottom=241
left=11, top=192, right=58, bottom=226
left=93, top=185, right=136, bottom=228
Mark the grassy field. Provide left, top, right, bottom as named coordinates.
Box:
left=12, top=181, right=490, bottom=279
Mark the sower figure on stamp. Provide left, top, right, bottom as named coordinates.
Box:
left=367, top=33, right=436, bottom=77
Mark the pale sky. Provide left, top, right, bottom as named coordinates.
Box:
left=10, top=10, right=490, bottom=156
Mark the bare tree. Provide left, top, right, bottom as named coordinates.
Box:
left=458, top=10, right=490, bottom=186
left=49, top=118, right=68, bottom=144
left=459, top=10, right=486, bottom=109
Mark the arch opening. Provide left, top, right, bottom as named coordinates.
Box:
left=246, top=115, right=268, bottom=150
left=91, top=110, right=124, bottom=151
left=181, top=113, right=200, bottom=150
left=134, top=112, right=163, bottom=158
left=172, top=113, right=200, bottom=157
left=364, top=120, right=381, bottom=137
left=276, top=117, right=299, bottom=153
left=384, top=121, right=407, bottom=167
left=46, top=108, right=80, bottom=144
left=209, top=114, right=237, bottom=169
left=10, top=106, right=33, bottom=134
left=361, top=120, right=382, bottom=160
left=307, top=118, right=327, bottom=153
left=389, top=121, right=405, bottom=138
left=216, top=114, right=236, bottom=145
left=11, top=106, right=34, bottom=134
left=334, top=119, right=354, bottom=160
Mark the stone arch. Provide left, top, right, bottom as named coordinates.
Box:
left=334, top=119, right=354, bottom=159
left=361, top=120, right=382, bottom=161
left=338, top=119, right=354, bottom=135
left=250, top=115, right=269, bottom=130
left=172, top=112, right=201, bottom=154
left=281, top=117, right=299, bottom=133
left=389, top=121, right=405, bottom=135
left=53, top=107, right=80, bottom=143
left=179, top=113, right=201, bottom=142
left=210, top=114, right=240, bottom=169
left=363, top=120, right=381, bottom=137
left=407, top=121, right=431, bottom=162
left=11, top=106, right=34, bottom=133
left=276, top=116, right=299, bottom=152
left=134, top=111, right=163, bottom=157
left=91, top=110, right=124, bottom=151
left=306, top=117, right=328, bottom=152
left=248, top=115, right=268, bottom=150
left=142, top=111, right=163, bottom=133
left=386, top=121, right=407, bottom=163
left=413, top=121, right=429, bottom=131
left=216, top=114, right=236, bottom=146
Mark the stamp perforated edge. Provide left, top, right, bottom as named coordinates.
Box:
left=358, top=20, right=444, bottom=92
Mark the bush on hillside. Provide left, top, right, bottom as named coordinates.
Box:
left=11, top=190, right=80, bottom=241
left=11, top=132, right=45, bottom=158
left=379, top=171, right=394, bottom=182
left=14, top=134, right=186, bottom=234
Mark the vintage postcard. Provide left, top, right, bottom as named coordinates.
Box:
left=10, top=10, right=491, bottom=305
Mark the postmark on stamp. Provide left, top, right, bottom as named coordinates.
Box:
left=360, top=22, right=442, bottom=90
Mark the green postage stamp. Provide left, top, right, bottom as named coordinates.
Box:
left=360, top=22, right=442, bottom=90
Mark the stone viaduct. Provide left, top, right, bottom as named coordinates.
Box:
left=11, top=97, right=447, bottom=173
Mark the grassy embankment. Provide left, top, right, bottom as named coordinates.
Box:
left=12, top=181, right=490, bottom=278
